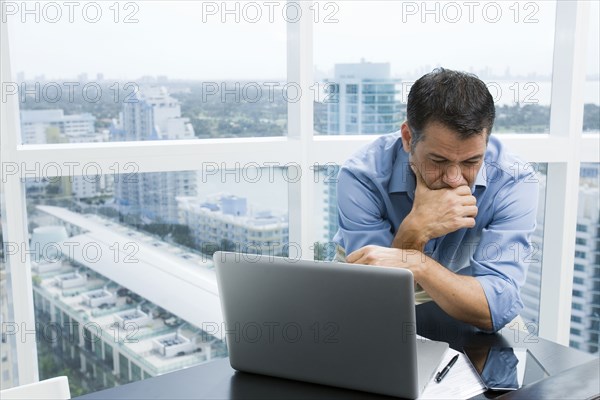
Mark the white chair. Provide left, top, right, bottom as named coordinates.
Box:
left=0, top=376, right=70, bottom=400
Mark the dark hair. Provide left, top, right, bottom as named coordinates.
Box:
left=406, top=68, right=495, bottom=146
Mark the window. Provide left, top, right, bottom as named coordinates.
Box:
left=25, top=167, right=288, bottom=393
left=104, top=343, right=113, bottom=369
left=1, top=1, right=599, bottom=395
left=131, top=363, right=141, bottom=382
left=7, top=1, right=287, bottom=144
left=119, top=354, right=128, bottom=382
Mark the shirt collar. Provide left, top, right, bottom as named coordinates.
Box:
left=474, top=160, right=488, bottom=189
left=388, top=147, right=415, bottom=195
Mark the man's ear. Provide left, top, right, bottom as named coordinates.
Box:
left=401, top=122, right=412, bottom=153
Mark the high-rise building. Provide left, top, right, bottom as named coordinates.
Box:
left=315, top=165, right=340, bottom=261
left=114, top=170, right=197, bottom=224
left=112, top=87, right=197, bottom=223
left=521, top=165, right=599, bottom=354
left=570, top=166, right=600, bottom=353
left=112, top=87, right=193, bottom=142
left=318, top=60, right=402, bottom=135
left=177, top=194, right=289, bottom=256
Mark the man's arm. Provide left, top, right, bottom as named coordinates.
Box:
left=469, top=175, right=539, bottom=332
left=334, top=167, right=394, bottom=255
left=347, top=246, right=493, bottom=330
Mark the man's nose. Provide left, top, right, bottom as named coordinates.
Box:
left=442, top=165, right=465, bottom=188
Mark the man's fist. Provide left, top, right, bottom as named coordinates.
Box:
left=409, top=165, right=478, bottom=240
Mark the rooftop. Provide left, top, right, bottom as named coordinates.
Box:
left=35, top=206, right=223, bottom=329
left=33, top=260, right=220, bottom=376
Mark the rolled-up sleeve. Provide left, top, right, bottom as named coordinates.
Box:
left=335, top=167, right=393, bottom=255
left=472, top=175, right=539, bottom=332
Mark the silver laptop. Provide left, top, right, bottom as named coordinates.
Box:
left=213, top=251, right=449, bottom=399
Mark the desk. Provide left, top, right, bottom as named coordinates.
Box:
left=78, top=302, right=599, bottom=399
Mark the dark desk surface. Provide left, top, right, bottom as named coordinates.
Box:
left=78, top=302, right=599, bottom=400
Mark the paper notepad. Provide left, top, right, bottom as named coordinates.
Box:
left=419, top=347, right=486, bottom=399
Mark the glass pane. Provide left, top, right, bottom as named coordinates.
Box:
left=583, top=1, right=600, bottom=133
left=0, top=193, right=19, bottom=390
left=314, top=1, right=556, bottom=135
left=569, top=163, right=600, bottom=354
left=26, top=166, right=289, bottom=395
left=7, top=1, right=287, bottom=144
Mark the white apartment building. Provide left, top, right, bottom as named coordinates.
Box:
left=177, top=194, right=289, bottom=256
left=20, top=109, right=96, bottom=144
left=29, top=206, right=226, bottom=392
left=319, top=60, right=402, bottom=135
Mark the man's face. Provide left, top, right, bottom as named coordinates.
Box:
left=401, top=121, right=487, bottom=190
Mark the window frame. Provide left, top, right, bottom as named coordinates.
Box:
left=1, top=1, right=598, bottom=386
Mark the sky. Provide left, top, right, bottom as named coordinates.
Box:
left=4, top=0, right=599, bottom=81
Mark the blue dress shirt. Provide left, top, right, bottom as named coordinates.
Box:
left=332, top=132, right=539, bottom=332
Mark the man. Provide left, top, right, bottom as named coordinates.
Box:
left=333, top=68, right=538, bottom=332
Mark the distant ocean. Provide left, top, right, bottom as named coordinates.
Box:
left=486, top=80, right=599, bottom=106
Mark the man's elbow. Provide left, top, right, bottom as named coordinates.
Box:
left=474, top=316, right=494, bottom=333
left=474, top=276, right=523, bottom=333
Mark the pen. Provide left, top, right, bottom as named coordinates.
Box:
left=435, top=354, right=459, bottom=383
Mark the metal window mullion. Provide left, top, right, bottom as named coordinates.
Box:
left=1, top=20, right=39, bottom=385
left=10, top=139, right=297, bottom=176
left=538, top=0, right=590, bottom=344
left=287, top=1, right=315, bottom=259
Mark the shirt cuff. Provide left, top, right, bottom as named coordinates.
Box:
left=475, top=275, right=523, bottom=333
